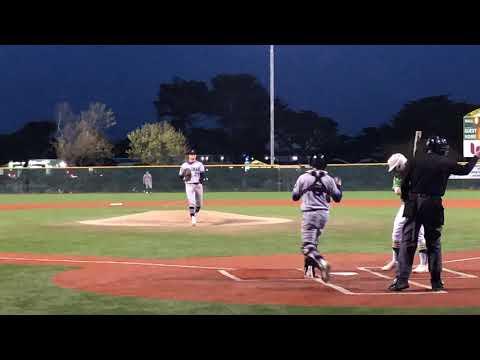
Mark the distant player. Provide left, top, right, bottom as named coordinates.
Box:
left=292, top=154, right=343, bottom=282
left=143, top=171, right=153, bottom=194
left=179, top=149, right=206, bottom=226
left=382, top=153, right=428, bottom=273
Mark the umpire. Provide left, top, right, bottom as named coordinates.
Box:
left=389, top=136, right=480, bottom=292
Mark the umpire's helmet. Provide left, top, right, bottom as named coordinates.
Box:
left=425, top=136, right=450, bottom=156
left=309, top=154, right=327, bottom=170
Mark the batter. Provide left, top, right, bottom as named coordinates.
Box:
left=292, top=154, right=343, bottom=282
left=179, top=149, right=205, bottom=226
left=382, top=153, right=428, bottom=273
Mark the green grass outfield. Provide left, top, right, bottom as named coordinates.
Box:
left=0, top=190, right=479, bottom=315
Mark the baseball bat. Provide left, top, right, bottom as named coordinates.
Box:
left=413, top=130, right=422, bottom=157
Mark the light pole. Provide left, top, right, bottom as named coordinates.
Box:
left=270, top=45, right=275, bottom=166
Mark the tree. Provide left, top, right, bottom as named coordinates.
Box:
left=54, top=102, right=76, bottom=137
left=127, top=122, right=187, bottom=164
left=79, top=102, right=116, bottom=131
left=275, top=100, right=340, bottom=157
left=113, top=138, right=130, bottom=157
left=55, top=120, right=114, bottom=165
left=154, top=74, right=273, bottom=160
left=54, top=102, right=116, bottom=165
left=383, top=95, right=479, bottom=159
left=154, top=77, right=211, bottom=133
left=0, top=121, right=57, bottom=164
left=209, top=74, right=270, bottom=159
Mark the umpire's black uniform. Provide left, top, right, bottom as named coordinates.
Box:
left=389, top=136, right=479, bottom=291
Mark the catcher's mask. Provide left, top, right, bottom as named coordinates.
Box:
left=309, top=154, right=327, bottom=170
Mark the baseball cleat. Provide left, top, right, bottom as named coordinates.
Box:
left=431, top=280, right=445, bottom=292
left=191, top=216, right=197, bottom=226
left=304, top=265, right=315, bottom=279
left=388, top=278, right=409, bottom=292
left=304, top=257, right=330, bottom=282
left=413, top=264, right=429, bottom=273
left=317, top=258, right=331, bottom=283
left=381, top=260, right=398, bottom=271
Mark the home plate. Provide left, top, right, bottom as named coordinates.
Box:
left=331, top=272, right=358, bottom=276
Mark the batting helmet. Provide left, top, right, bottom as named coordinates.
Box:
left=387, top=153, right=408, bottom=173
left=425, top=136, right=449, bottom=156
left=309, top=154, right=327, bottom=170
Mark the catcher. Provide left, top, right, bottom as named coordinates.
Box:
left=179, top=149, right=206, bottom=226
left=292, top=154, right=343, bottom=282
left=382, top=153, right=428, bottom=273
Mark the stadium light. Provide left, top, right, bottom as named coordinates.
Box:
left=220, top=156, right=224, bottom=161
left=292, top=156, right=298, bottom=161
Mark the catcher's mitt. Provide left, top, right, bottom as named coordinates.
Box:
left=182, top=168, right=192, bottom=182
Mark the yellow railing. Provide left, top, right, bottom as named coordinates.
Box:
left=0, top=163, right=392, bottom=170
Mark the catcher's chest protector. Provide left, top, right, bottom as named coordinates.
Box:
left=309, top=171, right=331, bottom=202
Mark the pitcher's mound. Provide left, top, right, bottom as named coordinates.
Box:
left=78, top=210, right=292, bottom=228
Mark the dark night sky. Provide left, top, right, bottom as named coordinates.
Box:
left=1, top=45, right=480, bottom=140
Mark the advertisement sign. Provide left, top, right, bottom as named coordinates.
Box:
left=463, top=109, right=480, bottom=157
left=450, top=164, right=480, bottom=179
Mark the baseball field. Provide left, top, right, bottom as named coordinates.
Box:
left=1, top=190, right=480, bottom=315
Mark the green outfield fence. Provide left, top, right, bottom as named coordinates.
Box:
left=0, top=164, right=479, bottom=193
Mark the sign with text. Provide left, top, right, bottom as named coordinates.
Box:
left=464, top=108, right=480, bottom=157
left=450, top=164, right=480, bottom=179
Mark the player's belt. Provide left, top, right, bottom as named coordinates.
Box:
left=410, top=193, right=442, bottom=200
left=302, top=208, right=328, bottom=212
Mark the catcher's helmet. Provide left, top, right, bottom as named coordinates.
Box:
left=425, top=136, right=449, bottom=156
left=309, top=154, right=327, bottom=170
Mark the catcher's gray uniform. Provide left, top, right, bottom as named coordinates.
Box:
left=292, top=170, right=342, bottom=263
left=179, top=160, right=205, bottom=216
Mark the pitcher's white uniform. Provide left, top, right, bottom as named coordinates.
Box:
left=179, top=160, right=205, bottom=221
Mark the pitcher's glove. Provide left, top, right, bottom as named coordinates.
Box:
left=182, top=168, right=192, bottom=182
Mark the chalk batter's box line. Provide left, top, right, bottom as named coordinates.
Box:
left=220, top=268, right=447, bottom=295
left=361, top=266, right=478, bottom=279
left=299, top=269, right=447, bottom=296
left=313, top=267, right=448, bottom=295
left=358, top=267, right=449, bottom=294
left=218, top=269, right=322, bottom=282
